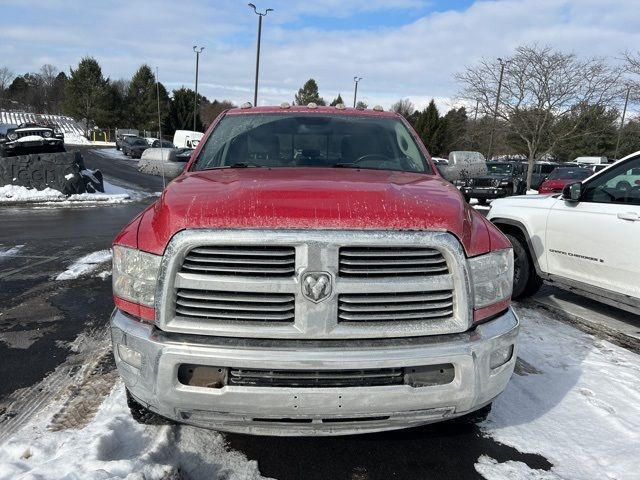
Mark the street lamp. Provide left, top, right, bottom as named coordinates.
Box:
left=193, top=46, right=204, bottom=131
left=487, top=57, right=508, bottom=160
left=353, top=76, right=362, bottom=108
left=248, top=3, right=273, bottom=106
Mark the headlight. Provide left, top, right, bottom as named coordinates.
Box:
left=492, top=178, right=502, bottom=187
left=43, top=131, right=52, bottom=138
left=112, top=246, right=161, bottom=307
left=467, top=178, right=475, bottom=187
left=468, top=249, right=513, bottom=308
left=7, top=133, right=17, bottom=140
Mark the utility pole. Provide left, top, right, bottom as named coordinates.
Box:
left=614, top=85, right=631, bottom=161
left=193, top=46, right=204, bottom=131
left=487, top=58, right=508, bottom=160
left=248, top=3, right=273, bottom=106
left=353, top=76, right=362, bottom=108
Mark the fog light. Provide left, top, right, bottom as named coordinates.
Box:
left=490, top=345, right=513, bottom=369
left=117, top=343, right=142, bottom=369
left=178, top=364, right=228, bottom=389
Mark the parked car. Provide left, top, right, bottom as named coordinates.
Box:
left=460, top=161, right=527, bottom=204
left=151, top=139, right=174, bottom=148
left=528, top=161, right=559, bottom=190
left=115, top=130, right=139, bottom=151
left=488, top=151, right=640, bottom=314
left=121, top=137, right=147, bottom=158
left=574, top=156, right=608, bottom=165
left=0, top=123, right=65, bottom=157
left=111, top=105, right=518, bottom=436
left=173, top=129, right=204, bottom=149
left=538, top=166, right=593, bottom=194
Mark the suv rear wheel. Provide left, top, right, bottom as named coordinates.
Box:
left=506, top=232, right=542, bottom=299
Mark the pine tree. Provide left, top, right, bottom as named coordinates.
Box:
left=330, top=93, right=344, bottom=106
left=169, top=87, right=204, bottom=132
left=355, top=100, right=368, bottom=109
left=64, top=57, right=108, bottom=132
left=415, top=99, right=442, bottom=155
left=127, top=65, right=169, bottom=132
left=294, top=79, right=326, bottom=105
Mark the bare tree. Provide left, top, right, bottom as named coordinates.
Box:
left=0, top=66, right=14, bottom=109
left=623, top=50, right=640, bottom=102
left=457, top=45, right=622, bottom=188
left=390, top=98, right=415, bottom=119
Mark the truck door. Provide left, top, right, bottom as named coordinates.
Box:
left=545, top=155, right=640, bottom=300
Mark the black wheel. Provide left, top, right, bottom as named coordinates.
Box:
left=126, top=389, right=174, bottom=425
left=477, top=198, right=488, bottom=206
left=453, top=403, right=492, bottom=424
left=116, top=144, right=120, bottom=151
left=505, top=232, right=542, bottom=299
left=463, top=193, right=471, bottom=203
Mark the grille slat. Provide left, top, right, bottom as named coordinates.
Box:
left=339, top=247, right=448, bottom=278
left=229, top=368, right=404, bottom=387
left=338, top=291, right=454, bottom=323
left=175, top=289, right=295, bottom=323
left=181, top=245, right=295, bottom=277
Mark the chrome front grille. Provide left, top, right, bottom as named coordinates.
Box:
left=339, top=247, right=448, bottom=277
left=160, top=230, right=471, bottom=339
left=181, top=246, right=295, bottom=277
left=16, top=130, right=50, bottom=138
left=229, top=367, right=404, bottom=388
left=338, top=291, right=454, bottom=323
left=175, top=289, right=295, bottom=322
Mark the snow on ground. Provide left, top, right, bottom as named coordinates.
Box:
left=0, top=180, right=146, bottom=205
left=55, top=250, right=112, bottom=281
left=477, top=304, right=640, bottom=480
left=64, top=132, right=91, bottom=145
left=0, top=245, right=25, bottom=257
left=0, top=383, right=266, bottom=480
left=93, top=147, right=133, bottom=160
left=0, top=305, right=637, bottom=479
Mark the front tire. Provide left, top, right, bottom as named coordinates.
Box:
left=477, top=198, right=488, bottom=206
left=506, top=232, right=542, bottom=299
left=126, top=389, right=174, bottom=425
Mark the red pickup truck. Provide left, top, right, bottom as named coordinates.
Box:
left=110, top=105, right=518, bottom=435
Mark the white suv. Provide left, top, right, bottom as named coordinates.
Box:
left=488, top=151, right=640, bottom=314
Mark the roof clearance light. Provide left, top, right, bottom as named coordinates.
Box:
left=241, top=102, right=253, bottom=109
left=280, top=102, right=291, bottom=109
left=373, top=105, right=384, bottom=112
left=307, top=102, right=318, bottom=109
left=335, top=103, right=346, bottom=110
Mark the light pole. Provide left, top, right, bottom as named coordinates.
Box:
left=353, top=77, right=362, bottom=108
left=487, top=58, right=508, bottom=160
left=614, top=85, right=631, bottom=161
left=193, top=46, right=204, bottom=131
left=248, top=3, right=273, bottom=106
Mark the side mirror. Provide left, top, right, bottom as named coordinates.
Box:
left=562, top=182, right=582, bottom=202
left=439, top=151, right=487, bottom=182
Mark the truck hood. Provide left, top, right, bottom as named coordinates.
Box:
left=136, top=168, right=495, bottom=256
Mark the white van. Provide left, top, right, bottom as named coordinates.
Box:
left=173, top=130, right=204, bottom=149
left=574, top=156, right=608, bottom=165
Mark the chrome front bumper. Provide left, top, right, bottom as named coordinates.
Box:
left=111, top=307, right=519, bottom=436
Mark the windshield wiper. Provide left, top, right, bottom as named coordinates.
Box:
left=229, top=162, right=262, bottom=168
left=332, top=162, right=359, bottom=168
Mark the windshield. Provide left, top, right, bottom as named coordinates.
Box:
left=193, top=113, right=432, bottom=174
left=547, top=167, right=591, bottom=180
left=133, top=139, right=147, bottom=146
left=487, top=163, right=513, bottom=175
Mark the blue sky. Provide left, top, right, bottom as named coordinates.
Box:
left=0, top=0, right=638, bottom=111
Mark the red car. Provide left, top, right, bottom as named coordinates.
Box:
left=538, top=166, right=592, bottom=194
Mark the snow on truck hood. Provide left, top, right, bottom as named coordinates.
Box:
left=135, top=168, right=499, bottom=256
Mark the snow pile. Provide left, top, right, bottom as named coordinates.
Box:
left=0, top=384, right=266, bottom=480
left=64, top=132, right=91, bottom=145
left=55, top=250, right=112, bottom=280
left=478, top=305, right=640, bottom=480
left=0, top=245, right=25, bottom=257
left=0, top=180, right=140, bottom=204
